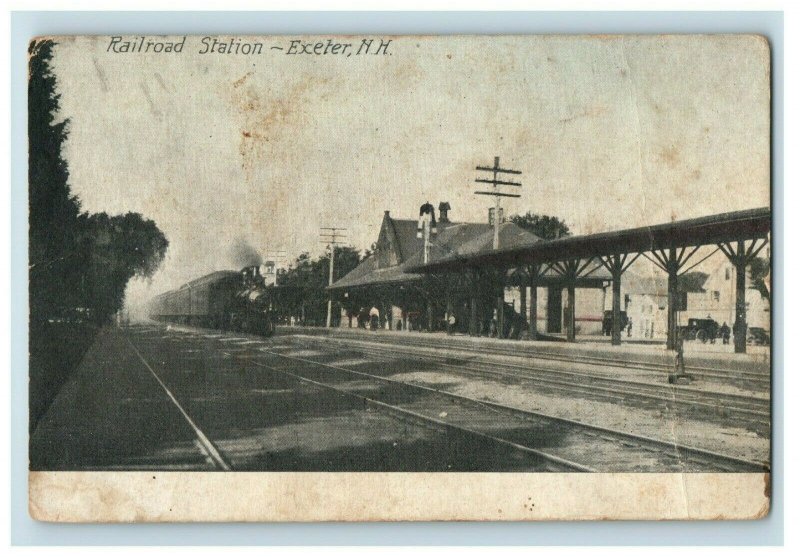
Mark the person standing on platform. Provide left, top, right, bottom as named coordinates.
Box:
left=445, top=312, right=456, bottom=335
left=369, top=306, right=380, bottom=331
left=720, top=322, right=731, bottom=345
left=669, top=334, right=688, bottom=384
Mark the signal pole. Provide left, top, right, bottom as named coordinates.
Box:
left=320, top=227, right=347, bottom=328
left=474, top=156, right=522, bottom=249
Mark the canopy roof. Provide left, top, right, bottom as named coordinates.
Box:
left=407, top=207, right=771, bottom=274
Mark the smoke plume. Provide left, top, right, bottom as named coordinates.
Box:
left=229, top=238, right=263, bottom=268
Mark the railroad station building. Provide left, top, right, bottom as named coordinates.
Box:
left=329, top=204, right=770, bottom=353
left=329, top=203, right=611, bottom=338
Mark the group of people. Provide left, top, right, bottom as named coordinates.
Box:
left=354, top=306, right=383, bottom=331
left=351, top=306, right=459, bottom=334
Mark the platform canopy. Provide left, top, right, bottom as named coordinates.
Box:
left=408, top=207, right=771, bottom=274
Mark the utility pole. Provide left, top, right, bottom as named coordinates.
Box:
left=320, top=227, right=347, bottom=328
left=474, top=156, right=522, bottom=249
left=474, top=157, right=522, bottom=339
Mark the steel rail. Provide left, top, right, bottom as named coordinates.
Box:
left=297, top=330, right=770, bottom=385
left=124, top=333, right=232, bottom=471
left=249, top=346, right=767, bottom=473
left=302, top=335, right=770, bottom=404
left=227, top=353, right=593, bottom=473
left=311, top=339, right=771, bottom=427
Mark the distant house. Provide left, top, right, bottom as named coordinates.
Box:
left=616, top=260, right=770, bottom=340
left=619, top=271, right=706, bottom=339
left=686, top=259, right=770, bottom=331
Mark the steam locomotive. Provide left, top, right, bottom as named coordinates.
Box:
left=148, top=265, right=275, bottom=336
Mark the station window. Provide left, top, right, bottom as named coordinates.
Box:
left=725, top=268, right=731, bottom=280
left=713, top=291, right=720, bottom=302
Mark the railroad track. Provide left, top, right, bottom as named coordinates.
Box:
left=130, top=325, right=587, bottom=471
left=225, top=344, right=767, bottom=473
left=164, top=323, right=771, bottom=385
left=285, top=329, right=771, bottom=388
left=291, top=335, right=771, bottom=431
left=151, top=325, right=771, bottom=431
left=155, top=323, right=770, bottom=432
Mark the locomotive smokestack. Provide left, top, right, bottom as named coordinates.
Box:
left=240, top=264, right=264, bottom=288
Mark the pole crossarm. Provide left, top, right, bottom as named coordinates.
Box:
left=476, top=165, right=522, bottom=175
left=475, top=178, right=522, bottom=187
left=474, top=191, right=521, bottom=198
left=474, top=156, right=523, bottom=251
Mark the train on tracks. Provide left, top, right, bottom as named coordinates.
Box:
left=148, top=265, right=276, bottom=336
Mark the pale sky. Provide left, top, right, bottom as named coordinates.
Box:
left=49, top=35, right=770, bottom=311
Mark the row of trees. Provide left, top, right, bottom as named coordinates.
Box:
left=271, top=247, right=365, bottom=325
left=29, top=40, right=168, bottom=325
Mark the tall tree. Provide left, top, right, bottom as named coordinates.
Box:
left=28, top=39, right=169, bottom=324
left=509, top=212, right=571, bottom=240
left=749, top=256, right=771, bottom=305
left=28, top=39, right=82, bottom=319
left=78, top=213, right=169, bottom=321
left=28, top=40, right=80, bottom=261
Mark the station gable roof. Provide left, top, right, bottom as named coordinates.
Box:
left=329, top=213, right=542, bottom=290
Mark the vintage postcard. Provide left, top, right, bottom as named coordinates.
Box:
left=27, top=34, right=771, bottom=522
